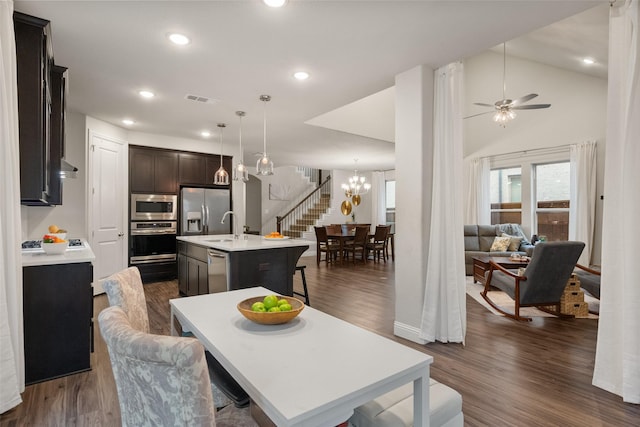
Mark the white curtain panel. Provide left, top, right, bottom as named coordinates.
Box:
left=0, top=0, right=25, bottom=413
left=464, top=157, right=490, bottom=224
left=419, top=62, right=466, bottom=344
left=593, top=0, right=640, bottom=404
left=370, top=171, right=386, bottom=226
left=569, top=141, right=597, bottom=266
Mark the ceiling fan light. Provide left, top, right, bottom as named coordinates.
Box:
left=493, top=109, right=516, bottom=127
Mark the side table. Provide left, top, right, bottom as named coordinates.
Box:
left=472, top=256, right=530, bottom=285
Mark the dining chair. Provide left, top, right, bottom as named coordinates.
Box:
left=314, top=226, right=340, bottom=265
left=101, top=267, right=247, bottom=409
left=367, top=225, right=390, bottom=262
left=345, top=226, right=369, bottom=264
left=98, top=306, right=257, bottom=427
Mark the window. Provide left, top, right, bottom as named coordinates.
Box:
left=385, top=180, right=395, bottom=233
left=534, top=162, right=570, bottom=242
left=490, top=167, right=522, bottom=225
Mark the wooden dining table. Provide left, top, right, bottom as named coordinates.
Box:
left=326, top=230, right=356, bottom=264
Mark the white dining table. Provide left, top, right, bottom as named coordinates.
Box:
left=170, top=287, right=433, bottom=427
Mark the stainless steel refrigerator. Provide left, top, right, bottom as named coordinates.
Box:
left=180, top=187, right=231, bottom=235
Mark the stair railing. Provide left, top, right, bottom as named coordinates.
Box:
left=277, top=175, right=331, bottom=235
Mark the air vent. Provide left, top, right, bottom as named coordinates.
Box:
left=184, top=94, right=218, bottom=104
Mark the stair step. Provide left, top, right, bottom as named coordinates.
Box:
left=290, top=225, right=309, bottom=232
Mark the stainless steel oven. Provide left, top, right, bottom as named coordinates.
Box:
left=130, top=221, right=177, bottom=265
left=131, top=194, right=177, bottom=221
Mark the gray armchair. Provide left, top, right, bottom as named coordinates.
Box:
left=481, top=241, right=585, bottom=321
left=99, top=306, right=257, bottom=427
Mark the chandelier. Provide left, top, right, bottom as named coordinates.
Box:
left=233, top=111, right=249, bottom=182
left=341, top=160, right=370, bottom=206
left=213, top=123, right=229, bottom=185
left=256, top=95, right=274, bottom=175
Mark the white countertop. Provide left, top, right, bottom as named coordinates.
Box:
left=22, top=239, right=96, bottom=267
left=177, top=234, right=310, bottom=252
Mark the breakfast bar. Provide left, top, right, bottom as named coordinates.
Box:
left=177, top=234, right=309, bottom=296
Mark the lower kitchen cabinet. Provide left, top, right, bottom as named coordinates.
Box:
left=22, top=262, right=93, bottom=385
left=177, top=242, right=208, bottom=296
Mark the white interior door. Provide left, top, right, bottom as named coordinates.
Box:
left=88, top=131, right=127, bottom=295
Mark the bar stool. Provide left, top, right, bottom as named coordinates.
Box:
left=293, top=265, right=310, bottom=306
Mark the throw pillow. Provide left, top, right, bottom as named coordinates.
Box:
left=490, top=236, right=511, bottom=252
left=501, top=233, right=523, bottom=252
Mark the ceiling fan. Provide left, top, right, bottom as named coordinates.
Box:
left=465, top=42, right=551, bottom=127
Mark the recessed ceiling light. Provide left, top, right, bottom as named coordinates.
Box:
left=138, top=90, right=155, bottom=99
left=582, top=57, right=595, bottom=65
left=122, top=119, right=135, bottom=126
left=293, top=71, right=310, bottom=80
left=168, top=33, right=190, bottom=45
left=201, top=131, right=211, bottom=137
left=263, top=0, right=287, bottom=7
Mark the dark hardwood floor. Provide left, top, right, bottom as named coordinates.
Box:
left=2, top=256, right=639, bottom=426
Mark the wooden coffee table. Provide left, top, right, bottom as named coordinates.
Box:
left=472, top=256, right=530, bottom=285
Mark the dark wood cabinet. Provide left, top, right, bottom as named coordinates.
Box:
left=48, top=65, right=68, bottom=205
left=178, top=152, right=207, bottom=185
left=23, top=262, right=93, bottom=385
left=129, top=146, right=178, bottom=194
left=177, top=242, right=209, bottom=296
left=14, top=12, right=54, bottom=205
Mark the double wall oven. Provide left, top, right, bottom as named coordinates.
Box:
left=130, top=194, right=178, bottom=267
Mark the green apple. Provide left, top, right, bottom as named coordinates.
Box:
left=251, top=302, right=266, bottom=312
left=277, top=298, right=289, bottom=307
left=263, top=295, right=279, bottom=310
left=268, top=306, right=281, bottom=312
left=279, top=303, right=292, bottom=312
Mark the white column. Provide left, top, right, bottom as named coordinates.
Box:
left=393, top=65, right=435, bottom=343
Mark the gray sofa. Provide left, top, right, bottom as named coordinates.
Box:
left=464, top=224, right=534, bottom=275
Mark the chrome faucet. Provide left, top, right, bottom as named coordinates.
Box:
left=221, top=210, right=241, bottom=239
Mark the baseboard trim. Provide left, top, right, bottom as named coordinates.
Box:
left=393, top=321, right=427, bottom=345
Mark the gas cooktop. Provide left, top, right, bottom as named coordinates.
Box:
left=22, top=238, right=86, bottom=252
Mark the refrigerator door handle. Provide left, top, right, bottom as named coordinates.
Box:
left=205, top=206, right=210, bottom=233
left=201, top=204, right=207, bottom=234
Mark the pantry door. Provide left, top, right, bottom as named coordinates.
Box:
left=87, top=131, right=127, bottom=295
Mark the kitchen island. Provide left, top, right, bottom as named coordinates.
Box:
left=176, top=234, right=309, bottom=297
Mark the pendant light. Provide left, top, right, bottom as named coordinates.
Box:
left=233, top=111, right=249, bottom=182
left=256, top=95, right=274, bottom=175
left=213, top=123, right=229, bottom=185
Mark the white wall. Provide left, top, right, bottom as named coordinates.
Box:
left=463, top=50, right=607, bottom=265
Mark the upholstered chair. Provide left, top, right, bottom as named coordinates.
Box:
left=100, top=267, right=244, bottom=409
left=99, top=306, right=257, bottom=427
left=101, top=266, right=149, bottom=333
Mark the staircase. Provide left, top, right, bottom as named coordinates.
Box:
left=277, top=176, right=332, bottom=238
left=282, top=194, right=331, bottom=238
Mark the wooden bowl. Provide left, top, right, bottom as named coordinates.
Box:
left=237, top=296, right=304, bottom=325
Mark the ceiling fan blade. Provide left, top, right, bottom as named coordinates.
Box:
left=511, top=104, right=551, bottom=110
left=473, top=102, right=495, bottom=108
left=512, top=93, right=538, bottom=106
left=463, top=110, right=495, bottom=119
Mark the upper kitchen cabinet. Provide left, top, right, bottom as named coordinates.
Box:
left=48, top=65, right=68, bottom=205
left=14, top=12, right=54, bottom=205
left=178, top=152, right=207, bottom=185
left=179, top=152, right=233, bottom=187
left=129, top=146, right=178, bottom=194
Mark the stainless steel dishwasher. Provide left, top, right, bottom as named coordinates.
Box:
left=207, top=249, right=228, bottom=293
